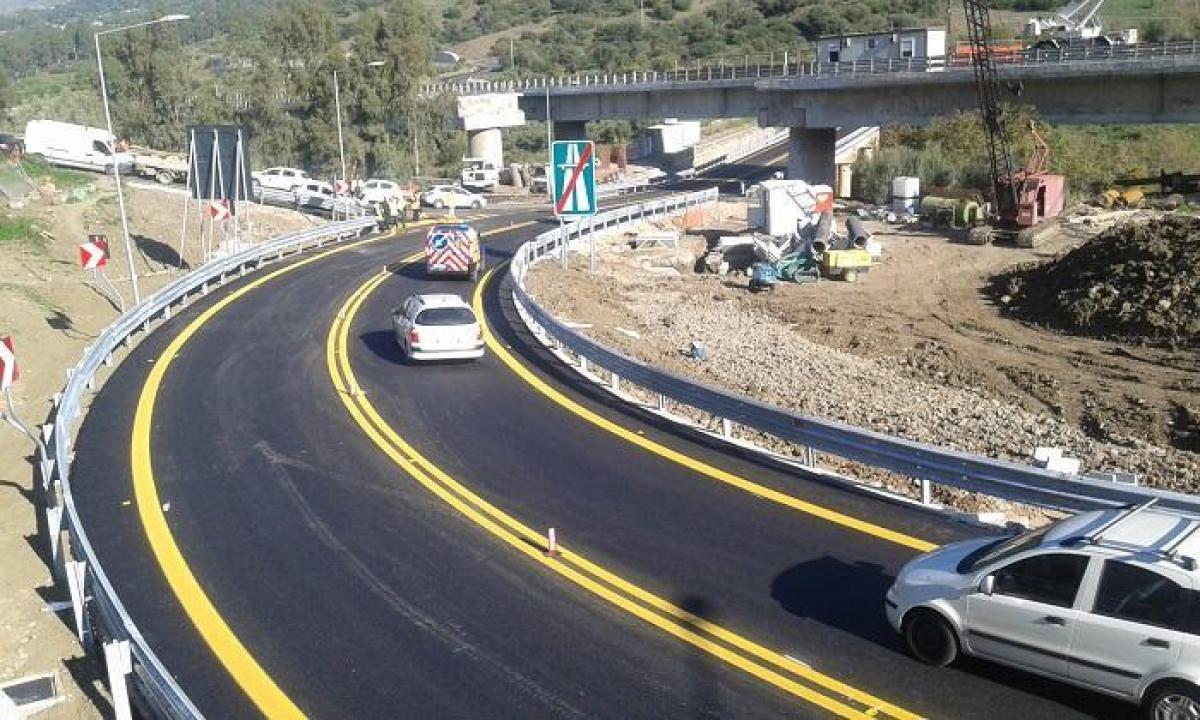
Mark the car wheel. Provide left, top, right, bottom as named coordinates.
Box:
left=472, top=200, right=483, bottom=209
left=903, top=610, right=958, bottom=667
left=1144, top=682, right=1200, bottom=720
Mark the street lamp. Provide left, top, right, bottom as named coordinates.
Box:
left=94, top=13, right=189, bottom=306
left=333, top=60, right=386, bottom=192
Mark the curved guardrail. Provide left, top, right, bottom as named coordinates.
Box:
left=41, top=217, right=376, bottom=718
left=426, top=40, right=1200, bottom=96
left=508, top=190, right=1200, bottom=517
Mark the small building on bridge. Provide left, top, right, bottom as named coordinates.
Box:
left=818, top=27, right=947, bottom=64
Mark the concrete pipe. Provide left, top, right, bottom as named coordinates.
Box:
left=814, top=211, right=834, bottom=244
left=845, top=216, right=870, bottom=249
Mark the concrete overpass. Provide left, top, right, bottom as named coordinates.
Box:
left=428, top=41, right=1200, bottom=184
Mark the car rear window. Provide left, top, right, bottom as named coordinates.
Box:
left=416, top=308, right=476, bottom=326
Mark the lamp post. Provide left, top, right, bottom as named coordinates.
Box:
left=333, top=60, right=385, bottom=193
left=94, top=13, right=189, bottom=306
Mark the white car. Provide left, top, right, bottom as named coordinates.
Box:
left=421, top=185, right=487, bottom=210
left=252, top=167, right=310, bottom=193
left=392, top=294, right=485, bottom=361
left=359, top=178, right=403, bottom=205
left=886, top=500, right=1200, bottom=717
left=292, top=180, right=335, bottom=211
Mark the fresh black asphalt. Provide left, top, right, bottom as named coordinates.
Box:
left=70, top=151, right=1133, bottom=719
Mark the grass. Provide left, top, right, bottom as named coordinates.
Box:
left=19, top=156, right=95, bottom=191
left=0, top=215, right=48, bottom=255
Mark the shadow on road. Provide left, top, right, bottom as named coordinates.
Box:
left=676, top=594, right=724, bottom=719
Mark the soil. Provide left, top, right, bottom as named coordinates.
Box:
left=995, top=215, right=1200, bottom=346
left=525, top=206, right=1200, bottom=503
left=0, top=174, right=310, bottom=716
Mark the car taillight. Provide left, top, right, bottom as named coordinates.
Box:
left=475, top=327, right=483, bottom=343
left=409, top=328, right=420, bottom=346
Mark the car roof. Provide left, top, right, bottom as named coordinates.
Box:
left=411, top=293, right=472, bottom=310
left=1049, top=507, right=1200, bottom=564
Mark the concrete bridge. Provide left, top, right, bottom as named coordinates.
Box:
left=428, top=41, right=1200, bottom=185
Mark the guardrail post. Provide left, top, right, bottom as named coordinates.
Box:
left=65, top=559, right=88, bottom=642
left=104, top=640, right=134, bottom=720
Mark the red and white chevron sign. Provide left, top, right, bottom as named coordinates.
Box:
left=207, top=198, right=231, bottom=220
left=78, top=235, right=108, bottom=270
left=0, top=335, right=17, bottom=390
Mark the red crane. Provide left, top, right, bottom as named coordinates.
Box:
left=962, top=0, right=1067, bottom=247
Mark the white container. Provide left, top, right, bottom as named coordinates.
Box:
left=891, top=176, right=920, bottom=199
left=865, top=238, right=883, bottom=259
left=891, top=197, right=917, bottom=214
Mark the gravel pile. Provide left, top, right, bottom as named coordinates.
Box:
left=996, top=216, right=1200, bottom=345
left=528, top=266, right=1200, bottom=493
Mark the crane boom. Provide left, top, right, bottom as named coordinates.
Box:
left=962, top=0, right=1018, bottom=212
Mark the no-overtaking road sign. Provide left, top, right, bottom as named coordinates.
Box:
left=552, top=140, right=596, bottom=217
left=0, top=335, right=17, bottom=390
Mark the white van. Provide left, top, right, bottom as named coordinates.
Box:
left=23, top=120, right=134, bottom=174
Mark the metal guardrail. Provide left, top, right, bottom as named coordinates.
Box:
left=509, top=189, right=1200, bottom=517
left=426, top=40, right=1200, bottom=96
left=40, top=217, right=376, bottom=718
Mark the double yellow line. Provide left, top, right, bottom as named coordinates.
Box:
left=328, top=262, right=924, bottom=720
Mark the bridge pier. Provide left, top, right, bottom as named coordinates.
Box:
left=467, top=128, right=504, bottom=168
left=787, top=127, right=837, bottom=187
left=553, top=121, right=588, bottom=141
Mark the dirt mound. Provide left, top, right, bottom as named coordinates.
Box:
left=996, top=216, right=1200, bottom=345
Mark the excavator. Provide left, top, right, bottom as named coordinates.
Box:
left=962, top=0, right=1068, bottom=247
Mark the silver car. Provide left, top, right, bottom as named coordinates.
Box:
left=886, top=500, right=1200, bottom=718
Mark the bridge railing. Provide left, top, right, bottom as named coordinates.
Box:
left=39, top=217, right=377, bottom=719
left=426, top=39, right=1200, bottom=96
left=507, top=188, right=1200, bottom=518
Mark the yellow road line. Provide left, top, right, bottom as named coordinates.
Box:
left=124, top=219, right=546, bottom=715
left=471, top=269, right=938, bottom=553
left=329, top=266, right=925, bottom=720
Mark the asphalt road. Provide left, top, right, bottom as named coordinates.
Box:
left=70, top=159, right=1134, bottom=719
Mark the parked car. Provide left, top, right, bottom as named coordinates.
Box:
left=420, top=184, right=487, bottom=210
left=886, top=500, right=1200, bottom=718
left=23, top=120, right=133, bottom=174
left=358, top=178, right=404, bottom=206
left=252, top=167, right=310, bottom=193
left=292, top=180, right=335, bottom=212
left=392, top=293, right=485, bottom=361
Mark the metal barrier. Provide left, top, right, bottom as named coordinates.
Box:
left=40, top=217, right=377, bottom=719
left=508, top=190, right=1200, bottom=517
left=426, top=40, right=1200, bottom=96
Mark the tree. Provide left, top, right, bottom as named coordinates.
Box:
left=101, top=14, right=191, bottom=150
left=0, top=69, right=10, bottom=120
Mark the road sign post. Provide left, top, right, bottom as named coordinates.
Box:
left=552, top=140, right=597, bottom=271
left=79, top=235, right=124, bottom=311
left=0, top=337, right=48, bottom=480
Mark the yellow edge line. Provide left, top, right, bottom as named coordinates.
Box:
left=129, top=223, right=438, bottom=717
left=330, top=268, right=925, bottom=720
left=471, top=267, right=938, bottom=554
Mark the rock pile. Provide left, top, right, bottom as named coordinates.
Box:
left=997, top=216, right=1200, bottom=345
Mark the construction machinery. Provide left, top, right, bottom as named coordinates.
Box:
left=1023, top=0, right=1138, bottom=48
left=962, top=0, right=1068, bottom=247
